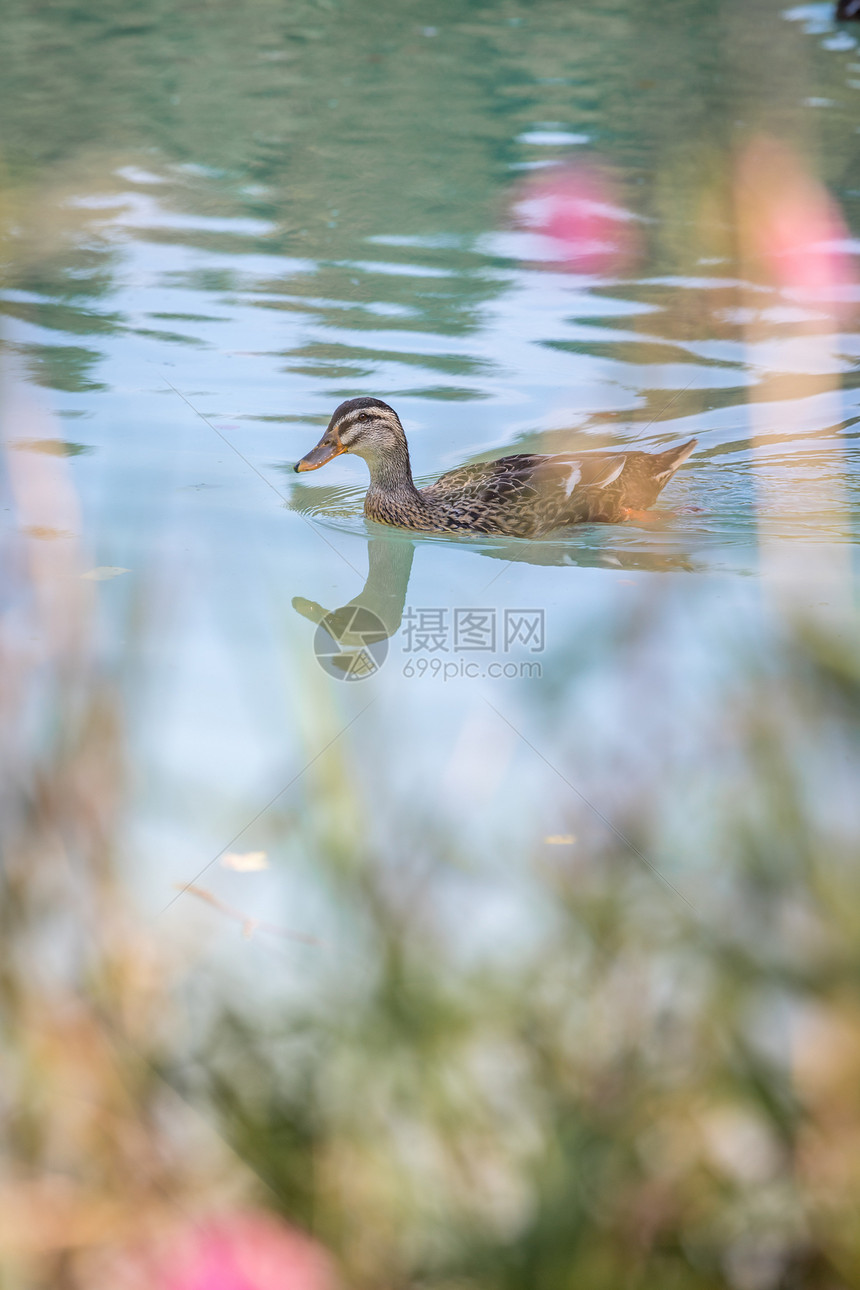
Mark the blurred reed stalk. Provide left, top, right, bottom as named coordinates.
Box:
left=735, top=133, right=854, bottom=604
left=0, top=365, right=267, bottom=1290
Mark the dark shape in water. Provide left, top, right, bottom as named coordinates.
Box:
left=837, top=0, right=860, bottom=16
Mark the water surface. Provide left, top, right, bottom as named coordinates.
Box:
left=2, top=0, right=859, bottom=945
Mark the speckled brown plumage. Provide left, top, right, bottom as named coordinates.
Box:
left=295, top=397, right=697, bottom=538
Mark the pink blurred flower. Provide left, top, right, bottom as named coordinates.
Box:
left=737, top=137, right=857, bottom=316
left=162, top=1212, right=337, bottom=1290
left=514, top=163, right=641, bottom=275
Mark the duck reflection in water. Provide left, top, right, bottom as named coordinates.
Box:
left=292, top=527, right=699, bottom=679
left=293, top=534, right=416, bottom=679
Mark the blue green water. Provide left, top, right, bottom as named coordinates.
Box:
left=2, top=0, right=859, bottom=938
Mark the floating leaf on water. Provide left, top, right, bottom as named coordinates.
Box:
left=81, top=566, right=131, bottom=580
left=11, top=438, right=93, bottom=456
left=23, top=526, right=73, bottom=540
left=221, top=849, right=269, bottom=871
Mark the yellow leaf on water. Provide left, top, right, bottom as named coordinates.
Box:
left=23, top=526, right=72, bottom=541
left=221, top=850, right=269, bottom=871
left=544, top=834, right=576, bottom=845
left=12, top=438, right=90, bottom=457
left=81, top=566, right=131, bottom=581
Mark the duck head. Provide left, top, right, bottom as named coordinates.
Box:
left=294, top=397, right=408, bottom=472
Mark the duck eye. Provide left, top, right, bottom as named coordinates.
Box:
left=358, top=413, right=368, bottom=422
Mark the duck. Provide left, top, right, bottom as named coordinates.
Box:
left=294, top=397, right=697, bottom=538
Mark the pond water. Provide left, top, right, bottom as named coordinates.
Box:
left=7, top=1, right=860, bottom=1283
left=2, top=0, right=860, bottom=1035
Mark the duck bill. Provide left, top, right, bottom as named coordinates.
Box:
left=294, top=438, right=344, bottom=472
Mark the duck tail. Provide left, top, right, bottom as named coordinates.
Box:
left=651, top=437, right=697, bottom=481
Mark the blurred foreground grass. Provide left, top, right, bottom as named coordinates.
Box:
left=3, top=417, right=860, bottom=1289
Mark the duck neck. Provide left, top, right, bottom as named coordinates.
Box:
left=364, top=440, right=424, bottom=504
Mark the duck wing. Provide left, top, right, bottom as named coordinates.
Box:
left=423, top=452, right=626, bottom=508
left=411, top=440, right=694, bottom=535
